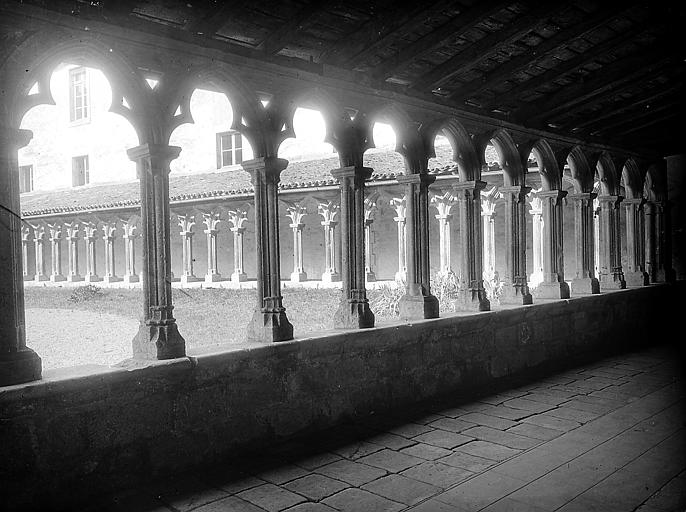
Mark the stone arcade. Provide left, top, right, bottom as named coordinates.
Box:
left=0, top=2, right=684, bottom=510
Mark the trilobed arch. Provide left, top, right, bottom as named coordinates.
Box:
left=565, top=146, right=594, bottom=193
left=621, top=157, right=647, bottom=200
left=529, top=139, right=562, bottom=191
left=423, top=117, right=480, bottom=181
left=596, top=152, right=622, bottom=196
left=484, top=128, right=524, bottom=188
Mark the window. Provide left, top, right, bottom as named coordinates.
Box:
left=72, top=155, right=89, bottom=187
left=216, top=131, right=243, bottom=168
left=19, top=165, right=33, bottom=193
left=69, top=67, right=89, bottom=123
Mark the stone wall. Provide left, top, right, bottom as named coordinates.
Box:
left=0, top=284, right=676, bottom=511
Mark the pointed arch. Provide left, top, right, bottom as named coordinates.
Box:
left=596, top=152, right=622, bottom=196
left=565, top=146, right=594, bottom=193
left=621, top=157, right=647, bottom=199
left=644, top=161, right=667, bottom=202
left=424, top=117, right=480, bottom=181
left=484, top=128, right=524, bottom=187
left=529, top=139, right=562, bottom=191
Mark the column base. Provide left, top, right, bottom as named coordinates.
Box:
left=205, top=273, right=222, bottom=283
left=455, top=287, right=490, bottom=312
left=50, top=274, right=66, bottom=282
left=599, top=274, right=626, bottom=290
left=334, top=298, right=375, bottom=329
left=571, top=277, right=600, bottom=295
left=180, top=274, right=199, bottom=284
left=231, top=272, right=248, bottom=283
left=395, top=271, right=407, bottom=282
left=322, top=271, right=341, bottom=283
left=66, top=274, right=83, bottom=282
left=123, top=274, right=140, bottom=284
left=34, top=275, right=48, bottom=282
left=529, top=271, right=544, bottom=288
left=132, top=321, right=186, bottom=360
left=102, top=275, right=121, bottom=284
left=0, top=348, right=42, bottom=386
left=399, top=293, right=439, bottom=320
left=499, top=283, right=533, bottom=305
left=23, top=274, right=31, bottom=281
left=85, top=274, right=101, bottom=283
left=625, top=270, right=649, bottom=287
left=290, top=271, right=308, bottom=283
left=534, top=281, right=571, bottom=299
left=365, top=271, right=376, bottom=282
left=247, top=309, right=294, bottom=343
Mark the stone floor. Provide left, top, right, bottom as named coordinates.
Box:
left=83, top=344, right=685, bottom=512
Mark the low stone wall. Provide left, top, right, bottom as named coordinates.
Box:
left=0, top=284, right=677, bottom=511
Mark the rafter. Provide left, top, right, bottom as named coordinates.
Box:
left=413, top=3, right=563, bottom=92
left=371, top=0, right=513, bottom=82
left=256, top=0, right=332, bottom=55
left=184, top=4, right=241, bottom=36
left=450, top=3, right=630, bottom=102
left=520, top=50, right=673, bottom=125
left=564, top=82, right=683, bottom=131
left=486, top=21, right=654, bottom=109
left=613, top=109, right=681, bottom=137
left=593, top=102, right=680, bottom=135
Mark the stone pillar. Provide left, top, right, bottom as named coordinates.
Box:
left=127, top=143, right=185, bottom=360
left=654, top=200, right=670, bottom=282
left=243, top=157, right=293, bottom=342
left=666, top=154, right=685, bottom=281
left=227, top=208, right=248, bottom=283
left=176, top=214, right=198, bottom=284
left=453, top=180, right=490, bottom=311
left=64, top=222, right=82, bottom=282
left=499, top=186, right=533, bottom=305
left=31, top=223, right=47, bottom=282
left=21, top=226, right=31, bottom=281
left=101, top=220, right=120, bottom=283
left=0, top=126, right=41, bottom=385
left=645, top=201, right=668, bottom=283
left=528, top=193, right=544, bottom=287
left=121, top=219, right=139, bottom=284
left=534, top=190, right=570, bottom=299
left=623, top=198, right=650, bottom=287
left=286, top=203, right=308, bottom=282
left=47, top=222, right=66, bottom=282
left=430, top=191, right=457, bottom=275
left=363, top=196, right=378, bottom=282
left=397, top=173, right=439, bottom=320
left=481, top=190, right=497, bottom=281
left=390, top=196, right=407, bottom=282
left=202, top=211, right=222, bottom=283
left=597, top=195, right=626, bottom=290
left=82, top=221, right=101, bottom=283
left=318, top=200, right=341, bottom=282
left=594, top=198, right=601, bottom=279
left=568, top=193, right=600, bottom=294
left=332, top=165, right=375, bottom=328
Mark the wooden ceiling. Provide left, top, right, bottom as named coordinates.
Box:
left=3, top=0, right=685, bottom=156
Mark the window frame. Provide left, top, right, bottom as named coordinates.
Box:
left=18, top=164, right=34, bottom=194
left=71, top=155, right=90, bottom=187
left=216, top=131, right=243, bottom=168
left=69, top=67, right=90, bottom=124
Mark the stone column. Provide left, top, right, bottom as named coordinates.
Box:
left=176, top=214, right=198, bottom=284
left=528, top=192, right=544, bottom=287
left=453, top=180, right=490, bottom=311
left=430, top=191, right=457, bottom=275
left=535, top=190, right=570, bottom=299
left=499, top=186, right=533, bottom=304
left=100, top=220, right=120, bottom=283
left=654, top=200, right=670, bottom=282
left=121, top=219, right=139, bottom=284
left=243, top=157, right=293, bottom=342
left=21, top=225, right=31, bottom=281
left=666, top=154, right=685, bottom=281
left=481, top=189, right=497, bottom=281
left=227, top=208, right=248, bottom=283
left=202, top=211, right=222, bottom=283
left=363, top=196, right=378, bottom=282
left=318, top=200, right=341, bottom=282
left=568, top=193, right=600, bottom=294
left=47, top=222, right=66, bottom=282
left=390, top=196, right=407, bottom=282
left=31, top=223, right=47, bottom=282
left=644, top=201, right=657, bottom=283
left=82, top=221, right=101, bottom=283
left=286, top=203, right=308, bottom=282
left=397, top=173, right=439, bottom=320
left=0, top=126, right=41, bottom=385
left=597, top=195, right=626, bottom=290
left=127, top=143, right=185, bottom=359
left=623, top=198, right=650, bottom=286
left=64, top=222, right=82, bottom=282
left=332, top=166, right=375, bottom=328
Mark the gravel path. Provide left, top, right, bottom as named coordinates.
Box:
left=26, top=308, right=138, bottom=370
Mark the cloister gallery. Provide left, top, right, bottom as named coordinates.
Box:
left=0, top=1, right=684, bottom=510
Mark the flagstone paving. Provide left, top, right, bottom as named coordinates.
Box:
left=84, top=344, right=685, bottom=512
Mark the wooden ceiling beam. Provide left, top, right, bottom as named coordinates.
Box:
left=413, top=3, right=562, bottom=92
left=371, top=0, right=513, bottom=82
left=256, top=0, right=333, bottom=55
left=450, top=3, right=630, bottom=102
left=613, top=110, right=680, bottom=137
left=184, top=4, right=242, bottom=36
left=593, top=101, right=680, bottom=135
left=486, top=21, right=654, bottom=109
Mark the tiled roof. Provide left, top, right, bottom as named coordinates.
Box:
left=20, top=144, right=499, bottom=217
